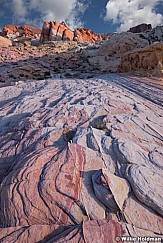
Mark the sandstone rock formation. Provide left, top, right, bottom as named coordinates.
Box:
left=128, top=23, right=152, bottom=33
left=96, top=32, right=148, bottom=55
left=118, top=42, right=163, bottom=77
left=2, top=25, right=41, bottom=39
left=0, top=36, right=12, bottom=47
left=0, top=25, right=163, bottom=83
left=0, top=40, right=100, bottom=83
left=73, top=28, right=102, bottom=42
left=40, top=21, right=110, bottom=43
left=0, top=75, right=162, bottom=242
left=87, top=32, right=148, bottom=72
left=87, top=31, right=163, bottom=78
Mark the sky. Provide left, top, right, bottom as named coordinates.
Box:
left=0, top=0, right=163, bottom=33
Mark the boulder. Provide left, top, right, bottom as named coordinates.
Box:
left=41, top=21, right=73, bottom=42
left=96, top=32, right=148, bottom=56
left=0, top=36, right=12, bottom=47
left=136, top=25, right=163, bottom=44
left=2, top=25, right=18, bottom=39
left=128, top=23, right=152, bottom=33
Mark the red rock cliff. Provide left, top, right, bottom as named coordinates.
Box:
left=2, top=25, right=41, bottom=39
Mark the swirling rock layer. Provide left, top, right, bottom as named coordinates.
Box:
left=0, top=76, right=163, bottom=242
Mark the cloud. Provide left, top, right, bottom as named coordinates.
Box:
left=104, top=0, right=163, bottom=31
left=6, top=0, right=90, bottom=29
left=12, top=0, right=27, bottom=17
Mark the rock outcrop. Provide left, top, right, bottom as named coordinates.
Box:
left=2, top=25, right=41, bottom=39
left=40, top=21, right=110, bottom=43
left=128, top=23, right=152, bottom=33
left=0, top=19, right=163, bottom=242
left=73, top=28, right=102, bottom=42
left=87, top=31, right=163, bottom=78
left=146, top=25, right=163, bottom=44
left=0, top=75, right=162, bottom=242
left=0, top=40, right=100, bottom=83
left=87, top=32, right=148, bottom=72
left=118, top=42, right=163, bottom=77
left=0, top=36, right=12, bottom=47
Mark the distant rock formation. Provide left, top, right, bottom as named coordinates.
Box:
left=0, top=36, right=12, bottom=47
left=2, top=25, right=41, bottom=39
left=73, top=28, right=102, bottom=42
left=41, top=21, right=73, bottom=41
left=40, top=21, right=111, bottom=43
left=128, top=23, right=152, bottom=33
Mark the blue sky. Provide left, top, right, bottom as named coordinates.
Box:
left=0, top=0, right=163, bottom=33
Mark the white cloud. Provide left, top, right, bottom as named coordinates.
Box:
left=9, top=0, right=90, bottom=29
left=104, top=0, right=163, bottom=31
left=12, top=0, right=27, bottom=17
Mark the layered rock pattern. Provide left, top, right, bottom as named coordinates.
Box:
left=2, top=25, right=41, bottom=39
left=40, top=21, right=110, bottom=43
left=118, top=43, right=163, bottom=77
left=0, top=75, right=162, bottom=242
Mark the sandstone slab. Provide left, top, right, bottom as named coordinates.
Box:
left=0, top=76, right=162, bottom=242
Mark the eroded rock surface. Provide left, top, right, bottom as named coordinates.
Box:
left=0, top=41, right=99, bottom=83
left=87, top=31, right=163, bottom=78
left=2, top=25, right=41, bottom=39
left=118, top=43, right=163, bottom=77
left=0, top=75, right=162, bottom=242
left=87, top=32, right=148, bottom=73
left=40, top=21, right=111, bottom=43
